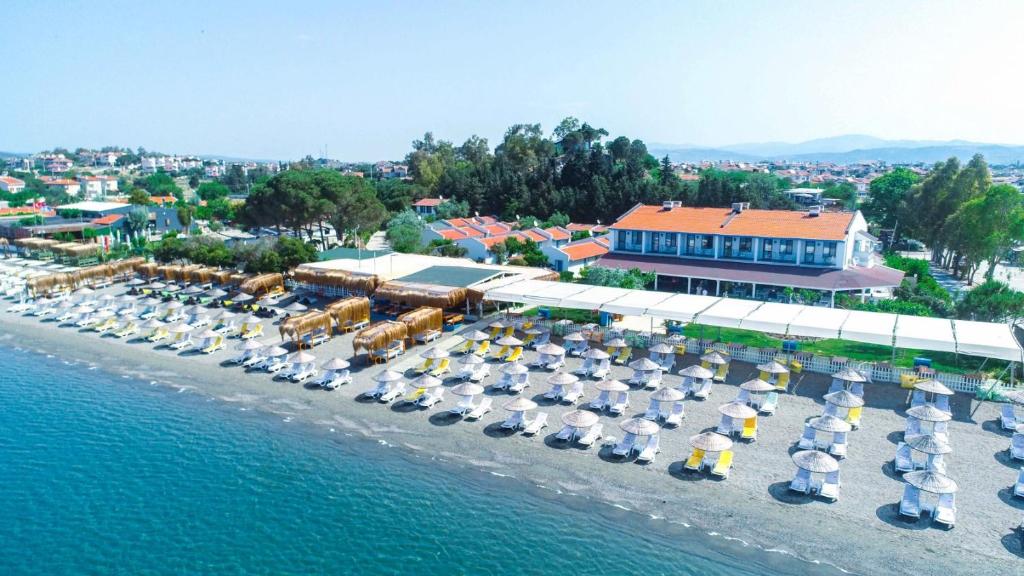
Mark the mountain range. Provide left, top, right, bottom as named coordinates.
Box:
left=650, top=134, right=1024, bottom=165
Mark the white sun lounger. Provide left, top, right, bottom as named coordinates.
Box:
left=716, top=415, right=734, bottom=436
left=693, top=378, right=713, bottom=399
left=465, top=397, right=492, bottom=420
left=1002, top=404, right=1017, bottom=430
left=1011, top=433, right=1024, bottom=461
left=545, top=357, right=565, bottom=371
left=242, top=353, right=266, bottom=368
left=589, top=390, right=611, bottom=411
left=501, top=411, right=526, bottom=430
left=894, top=442, right=914, bottom=473
left=612, top=432, right=637, bottom=457
left=590, top=359, right=610, bottom=380
left=264, top=357, right=289, bottom=373
left=523, top=412, right=548, bottom=435
left=789, top=468, right=811, bottom=494
left=577, top=424, right=603, bottom=447
left=544, top=384, right=565, bottom=401
left=470, top=364, right=490, bottom=382
left=829, top=432, right=848, bottom=459
left=379, top=383, right=407, bottom=403
left=608, top=391, right=629, bottom=415
left=759, top=392, right=779, bottom=415
left=1014, top=468, right=1024, bottom=498
left=819, top=470, right=840, bottom=501
left=555, top=425, right=575, bottom=442
left=508, top=373, right=531, bottom=394
left=933, top=493, right=956, bottom=528
left=905, top=417, right=921, bottom=438
left=562, top=381, right=585, bottom=405
left=665, top=402, right=685, bottom=427
left=635, top=435, right=660, bottom=463
left=417, top=388, right=445, bottom=408
left=642, top=398, right=660, bottom=421
left=493, top=372, right=514, bottom=392
left=573, top=358, right=594, bottom=375
left=364, top=382, right=388, bottom=399
left=456, top=366, right=475, bottom=381
left=449, top=396, right=476, bottom=416
left=290, top=365, right=318, bottom=383
left=899, top=485, right=921, bottom=518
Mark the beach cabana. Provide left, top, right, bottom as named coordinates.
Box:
left=374, top=280, right=467, bottom=311
left=717, top=401, right=758, bottom=441
left=615, top=417, right=661, bottom=461
left=279, top=310, right=333, bottom=349
left=790, top=450, right=840, bottom=500
left=828, top=367, right=868, bottom=396
left=239, top=273, right=285, bottom=297
left=910, top=379, right=954, bottom=414
left=905, top=404, right=952, bottom=441
left=757, top=361, right=790, bottom=390
left=353, top=321, right=409, bottom=363
left=644, top=386, right=685, bottom=425
left=699, top=350, right=731, bottom=382
left=805, top=415, right=853, bottom=458
left=627, top=357, right=663, bottom=389
left=678, top=365, right=714, bottom=399
left=533, top=343, right=566, bottom=371
left=543, top=371, right=578, bottom=402
left=292, top=267, right=379, bottom=296
left=685, top=432, right=734, bottom=477
left=823, top=390, right=865, bottom=428
left=397, top=306, right=443, bottom=344
left=647, top=342, right=677, bottom=372
left=501, top=397, right=539, bottom=430
left=737, top=378, right=777, bottom=411
left=556, top=409, right=600, bottom=443
left=325, top=296, right=371, bottom=333
left=899, top=470, right=958, bottom=527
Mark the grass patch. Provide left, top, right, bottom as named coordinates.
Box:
left=521, top=306, right=600, bottom=324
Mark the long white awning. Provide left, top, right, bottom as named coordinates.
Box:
left=696, top=299, right=765, bottom=329
left=644, top=293, right=721, bottom=322
left=597, top=290, right=676, bottom=316
left=840, top=310, right=898, bottom=346
left=953, top=320, right=1023, bottom=362
left=787, top=307, right=851, bottom=339
left=556, top=285, right=635, bottom=311
left=740, top=302, right=807, bottom=335
left=894, top=315, right=956, bottom=353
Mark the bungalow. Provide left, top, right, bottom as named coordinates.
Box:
left=0, top=176, right=25, bottom=194
left=542, top=236, right=610, bottom=275
left=47, top=179, right=82, bottom=197
left=77, top=175, right=119, bottom=198
left=413, top=197, right=446, bottom=217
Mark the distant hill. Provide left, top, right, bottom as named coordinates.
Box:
left=650, top=135, right=1024, bottom=165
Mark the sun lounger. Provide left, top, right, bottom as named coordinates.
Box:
left=240, top=324, right=263, bottom=340
left=544, top=384, right=565, bottom=401
left=242, top=352, right=266, bottom=368
left=644, top=371, right=662, bottom=390
left=530, top=332, right=550, bottom=349
left=590, top=359, right=610, bottom=380
left=642, top=399, right=660, bottom=421
left=325, top=369, right=352, bottom=389
left=608, top=391, right=629, bottom=415
left=454, top=340, right=475, bottom=354
left=508, top=373, right=530, bottom=394
left=904, top=417, right=921, bottom=439
left=169, top=336, right=193, bottom=351
left=465, top=397, right=492, bottom=420
left=147, top=327, right=169, bottom=342
left=456, top=365, right=475, bottom=380
left=563, top=381, right=584, bottom=405
left=713, top=363, right=728, bottom=382
left=1002, top=404, right=1018, bottom=430
left=474, top=340, right=490, bottom=356
left=789, top=468, right=811, bottom=493
left=545, top=356, right=565, bottom=371
left=417, top=388, right=445, bottom=408
left=845, top=406, right=862, bottom=429
left=113, top=322, right=138, bottom=338
left=589, top=390, right=611, bottom=411
left=364, top=382, right=388, bottom=399
left=379, top=383, right=407, bottom=403
left=894, top=442, right=914, bottom=473
left=1011, top=433, right=1024, bottom=461
left=740, top=417, right=757, bottom=441
left=612, top=432, right=637, bottom=457
left=635, top=435, right=660, bottom=463
left=469, top=364, right=490, bottom=382
left=523, top=412, right=548, bottom=435
left=505, top=346, right=523, bottom=363
left=759, top=391, right=779, bottom=415
left=711, top=449, right=734, bottom=478
left=555, top=425, right=575, bottom=442
left=664, top=402, right=685, bottom=426
left=1015, top=468, right=1024, bottom=498
left=613, top=347, right=632, bottom=365
left=201, top=336, right=224, bottom=354
left=829, top=431, right=848, bottom=459
left=658, top=355, right=675, bottom=373
left=573, top=357, right=595, bottom=376
left=490, top=345, right=509, bottom=361
left=92, top=317, right=118, bottom=333
left=716, top=415, right=733, bottom=436
left=935, top=394, right=951, bottom=415
left=290, top=364, right=318, bottom=383
left=819, top=470, right=840, bottom=501
left=428, top=358, right=450, bottom=378
left=577, top=424, right=603, bottom=447
left=693, top=378, right=713, bottom=400
left=797, top=425, right=816, bottom=450
left=414, top=329, right=440, bottom=344
left=503, top=326, right=515, bottom=339
left=413, top=358, right=435, bottom=375
left=501, top=411, right=526, bottom=430
left=933, top=493, right=955, bottom=528
left=493, top=372, right=514, bottom=392
left=264, top=357, right=288, bottom=373
left=684, top=448, right=705, bottom=471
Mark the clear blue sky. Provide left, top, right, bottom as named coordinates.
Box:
left=3, top=0, right=1022, bottom=160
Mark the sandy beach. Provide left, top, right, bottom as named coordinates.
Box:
left=3, top=290, right=1024, bottom=576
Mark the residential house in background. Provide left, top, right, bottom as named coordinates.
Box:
left=598, top=201, right=902, bottom=306
left=413, top=197, right=446, bottom=217
left=47, top=179, right=82, bottom=197
left=0, top=176, right=26, bottom=194
left=542, top=236, right=610, bottom=275
left=77, top=175, right=119, bottom=198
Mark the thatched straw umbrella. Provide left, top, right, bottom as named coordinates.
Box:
left=740, top=378, right=776, bottom=393
left=648, top=342, right=675, bottom=355
left=206, top=288, right=228, bottom=298
left=792, top=450, right=839, bottom=474
left=595, top=379, right=629, bottom=392
left=583, top=348, right=610, bottom=360
left=650, top=387, right=685, bottom=403
left=906, top=404, right=952, bottom=423
left=809, top=414, right=852, bottom=433
left=758, top=361, right=789, bottom=374
left=690, top=431, right=733, bottom=452
left=604, top=338, right=628, bottom=348
left=718, top=402, right=757, bottom=420
left=459, top=354, right=485, bottom=366
left=832, top=367, right=867, bottom=383
left=547, top=371, right=579, bottom=387
left=561, top=409, right=599, bottom=429
left=1005, top=390, right=1024, bottom=406
left=620, top=417, right=660, bottom=437
left=461, top=329, right=490, bottom=342
left=679, top=365, right=713, bottom=379
left=451, top=382, right=485, bottom=397
left=907, top=434, right=952, bottom=455
left=503, top=397, right=538, bottom=413
left=824, top=390, right=865, bottom=409
left=501, top=362, right=529, bottom=375
left=232, top=292, right=254, bottom=303
left=496, top=335, right=524, bottom=347
left=913, top=379, right=954, bottom=396
left=563, top=332, right=586, bottom=343
left=628, top=357, right=661, bottom=371
left=292, top=267, right=379, bottom=294
left=321, top=357, right=351, bottom=372
left=700, top=351, right=729, bottom=365
left=373, top=369, right=404, bottom=383
left=536, top=343, right=566, bottom=356
left=903, top=470, right=958, bottom=494
left=279, top=310, right=333, bottom=344
left=419, top=347, right=449, bottom=360
left=236, top=339, right=265, bottom=352
left=409, top=374, right=443, bottom=390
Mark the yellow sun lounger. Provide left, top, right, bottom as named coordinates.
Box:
left=503, top=326, right=515, bottom=338
left=846, top=406, right=862, bottom=428
left=521, top=333, right=536, bottom=347
left=202, top=336, right=224, bottom=354
left=614, top=347, right=631, bottom=365
left=489, top=327, right=501, bottom=340
left=491, top=345, right=509, bottom=360
left=711, top=450, right=734, bottom=478
left=474, top=340, right=490, bottom=356
left=406, top=387, right=426, bottom=402
left=684, top=448, right=705, bottom=471
left=240, top=324, right=263, bottom=340
left=429, top=358, right=450, bottom=377
left=741, top=418, right=757, bottom=441
left=455, top=340, right=474, bottom=354
left=776, top=372, right=790, bottom=390
left=147, top=327, right=169, bottom=342
left=505, top=346, right=523, bottom=363
left=714, top=363, right=728, bottom=382
left=413, top=358, right=435, bottom=374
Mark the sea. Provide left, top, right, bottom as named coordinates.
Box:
left=0, top=344, right=842, bottom=575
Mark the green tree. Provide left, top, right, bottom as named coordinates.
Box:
left=434, top=199, right=470, bottom=220
left=274, top=236, right=317, bottom=270
left=128, top=188, right=151, bottom=205
left=863, top=167, right=919, bottom=241
left=196, top=181, right=231, bottom=201
left=385, top=210, right=424, bottom=253
left=956, top=280, right=1024, bottom=322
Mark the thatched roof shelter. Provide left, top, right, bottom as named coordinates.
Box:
left=278, top=310, right=334, bottom=342
left=15, top=237, right=60, bottom=249
left=211, top=270, right=235, bottom=285
left=136, top=262, right=159, bottom=278
left=325, top=296, right=371, bottom=327
left=109, top=257, right=146, bottom=277
left=240, top=273, right=284, bottom=295
left=27, top=272, right=75, bottom=296
left=292, top=267, right=379, bottom=294
left=397, top=306, right=442, bottom=336
left=374, top=280, right=467, bottom=309
left=158, top=264, right=182, bottom=281
left=73, top=264, right=115, bottom=286
left=187, top=266, right=216, bottom=284
left=353, top=321, right=409, bottom=354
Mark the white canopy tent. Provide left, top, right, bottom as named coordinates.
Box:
left=558, top=285, right=635, bottom=311
left=486, top=280, right=590, bottom=306
left=740, top=302, right=807, bottom=335
left=598, top=290, right=676, bottom=316
left=643, top=293, right=720, bottom=322
left=787, top=306, right=851, bottom=339
left=840, top=310, right=898, bottom=346
left=695, top=298, right=765, bottom=329
left=894, top=315, right=956, bottom=353
left=953, top=320, right=1023, bottom=362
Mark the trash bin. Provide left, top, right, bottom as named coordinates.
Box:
left=913, top=357, right=932, bottom=369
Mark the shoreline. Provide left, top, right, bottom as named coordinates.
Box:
left=2, top=300, right=1022, bottom=575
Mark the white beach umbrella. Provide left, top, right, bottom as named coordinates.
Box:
left=127, top=278, right=146, bottom=286
left=168, top=322, right=193, bottom=333
left=620, top=417, right=660, bottom=436
left=287, top=351, right=316, bottom=364
left=649, top=387, right=685, bottom=403
left=462, top=329, right=491, bottom=342
left=488, top=320, right=509, bottom=329
left=906, top=404, right=952, bottom=423
left=832, top=367, right=867, bottom=383
left=163, top=301, right=184, bottom=310
left=74, top=287, right=95, bottom=295
left=182, top=285, right=205, bottom=295
left=496, top=335, right=524, bottom=347
left=283, top=302, right=308, bottom=313
left=561, top=409, right=599, bottom=428
left=147, top=282, right=166, bottom=290
left=71, top=305, right=94, bottom=314
left=451, top=382, right=485, bottom=397
left=700, top=351, right=729, bottom=365
left=214, top=310, right=237, bottom=320
left=583, top=348, right=610, bottom=360
left=503, top=397, right=538, bottom=412
left=257, top=295, right=280, bottom=307
left=501, top=362, right=529, bottom=375
left=536, top=343, right=565, bottom=356
left=373, top=369, right=404, bottom=383
left=1006, top=390, right=1024, bottom=406
left=757, top=361, right=789, bottom=374
left=563, top=332, right=586, bottom=342
left=907, top=434, right=953, bottom=455
left=206, top=288, right=228, bottom=298
left=823, top=390, right=865, bottom=409
left=648, top=342, right=675, bottom=354
left=197, top=329, right=220, bottom=340
left=913, top=379, right=954, bottom=396
left=678, top=365, right=713, bottom=379
left=263, top=345, right=289, bottom=357
left=689, top=431, right=734, bottom=452
left=237, top=339, right=266, bottom=351
left=603, top=338, right=628, bottom=348
left=808, top=414, right=853, bottom=433
left=903, top=470, right=958, bottom=494
left=595, top=379, right=629, bottom=392
left=792, top=450, right=839, bottom=473
left=460, top=354, right=485, bottom=366
left=409, top=374, right=443, bottom=389
left=232, top=292, right=254, bottom=303
left=140, top=318, right=165, bottom=329
left=740, top=378, right=776, bottom=393
left=321, top=357, right=351, bottom=371
left=524, top=328, right=545, bottom=336
left=628, top=357, right=661, bottom=371
left=546, top=371, right=579, bottom=386
left=420, top=347, right=450, bottom=360
left=718, top=402, right=758, bottom=420
left=164, top=284, right=182, bottom=293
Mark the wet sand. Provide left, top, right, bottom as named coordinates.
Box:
left=3, top=290, right=1024, bottom=575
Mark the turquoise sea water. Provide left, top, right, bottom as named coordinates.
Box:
left=0, top=345, right=837, bottom=575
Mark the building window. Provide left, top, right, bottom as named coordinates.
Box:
left=763, top=241, right=773, bottom=258
left=780, top=240, right=792, bottom=254
left=740, top=238, right=751, bottom=253
left=632, top=231, right=642, bottom=245
left=701, top=236, right=712, bottom=250
left=723, top=238, right=733, bottom=251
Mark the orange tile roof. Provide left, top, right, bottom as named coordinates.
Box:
left=0, top=176, right=25, bottom=186
left=478, top=232, right=527, bottom=248
left=91, top=214, right=124, bottom=225
left=611, top=205, right=853, bottom=241
left=413, top=198, right=444, bottom=207
left=523, top=229, right=547, bottom=242
left=149, top=195, right=177, bottom=205
left=561, top=240, right=609, bottom=261
left=483, top=224, right=510, bottom=236
left=444, top=218, right=472, bottom=228
left=544, top=226, right=570, bottom=241
left=48, top=179, right=79, bottom=186
left=458, top=226, right=483, bottom=238
left=437, top=228, right=468, bottom=241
